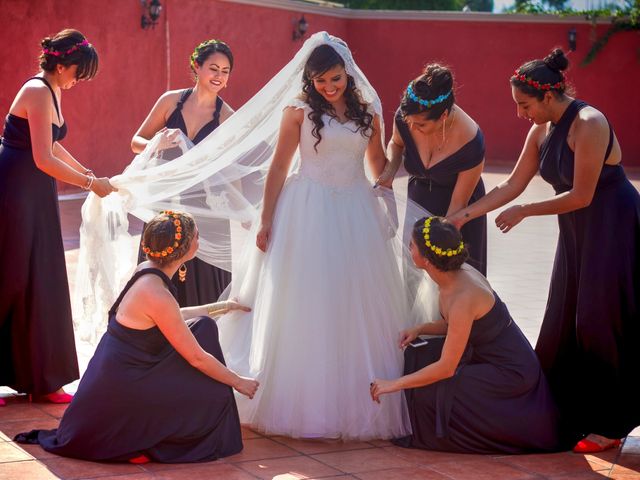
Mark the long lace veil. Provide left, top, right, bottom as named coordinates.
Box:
left=73, top=31, right=438, bottom=346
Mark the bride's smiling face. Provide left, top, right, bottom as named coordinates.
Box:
left=312, top=65, right=348, bottom=103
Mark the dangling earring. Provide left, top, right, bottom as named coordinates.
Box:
left=178, top=264, right=187, bottom=282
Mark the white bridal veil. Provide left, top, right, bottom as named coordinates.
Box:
left=73, top=31, right=437, bottom=345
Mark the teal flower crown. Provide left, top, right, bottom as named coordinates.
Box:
left=406, top=82, right=452, bottom=108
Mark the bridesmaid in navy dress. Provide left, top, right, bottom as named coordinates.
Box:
left=371, top=217, right=560, bottom=453
left=131, top=40, right=234, bottom=307
left=0, top=29, right=115, bottom=406
left=382, top=64, right=487, bottom=274
left=15, top=211, right=259, bottom=463
left=450, top=49, right=640, bottom=452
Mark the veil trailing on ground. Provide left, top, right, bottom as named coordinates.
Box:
left=73, top=31, right=438, bottom=346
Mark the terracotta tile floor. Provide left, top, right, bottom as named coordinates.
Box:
left=1, top=167, right=639, bottom=479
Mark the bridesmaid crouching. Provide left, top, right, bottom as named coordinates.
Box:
left=371, top=217, right=561, bottom=453
left=15, top=210, right=259, bottom=463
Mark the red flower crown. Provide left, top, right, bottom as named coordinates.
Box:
left=511, top=69, right=564, bottom=92
left=141, top=211, right=184, bottom=258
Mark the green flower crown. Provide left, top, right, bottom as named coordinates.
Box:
left=422, top=217, right=464, bottom=257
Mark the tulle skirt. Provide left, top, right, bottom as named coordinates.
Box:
left=218, top=174, right=412, bottom=440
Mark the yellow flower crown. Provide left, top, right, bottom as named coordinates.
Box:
left=422, top=217, right=464, bottom=257
left=142, top=210, right=184, bottom=258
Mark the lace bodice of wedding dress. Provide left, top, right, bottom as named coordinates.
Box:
left=291, top=100, right=370, bottom=189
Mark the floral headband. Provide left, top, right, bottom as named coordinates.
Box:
left=511, top=69, right=564, bottom=91
left=190, top=39, right=228, bottom=69
left=422, top=217, right=464, bottom=257
left=142, top=210, right=184, bottom=258
left=43, top=39, right=91, bottom=58
left=406, top=82, right=452, bottom=108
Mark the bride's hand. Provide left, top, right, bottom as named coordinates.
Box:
left=256, top=223, right=271, bottom=252
left=374, top=172, right=394, bottom=189
left=399, top=327, right=419, bottom=349
left=233, top=376, right=260, bottom=399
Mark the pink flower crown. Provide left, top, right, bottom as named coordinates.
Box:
left=43, top=39, right=91, bottom=58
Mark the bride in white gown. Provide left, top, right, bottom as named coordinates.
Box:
left=74, top=32, right=437, bottom=440
left=217, top=40, right=411, bottom=439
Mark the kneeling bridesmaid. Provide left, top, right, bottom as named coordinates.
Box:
left=371, top=217, right=561, bottom=454
left=16, top=211, right=258, bottom=463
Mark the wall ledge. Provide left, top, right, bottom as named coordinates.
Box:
left=220, top=0, right=610, bottom=24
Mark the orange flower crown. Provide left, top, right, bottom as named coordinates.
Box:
left=141, top=210, right=184, bottom=258
left=422, top=217, right=464, bottom=257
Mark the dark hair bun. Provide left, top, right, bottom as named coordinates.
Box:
left=421, top=64, right=453, bottom=88
left=41, top=37, right=53, bottom=49
left=544, top=48, right=569, bottom=72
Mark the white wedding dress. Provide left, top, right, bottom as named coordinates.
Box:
left=217, top=99, right=412, bottom=439
left=73, top=32, right=436, bottom=439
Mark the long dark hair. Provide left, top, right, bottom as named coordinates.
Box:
left=301, top=44, right=373, bottom=151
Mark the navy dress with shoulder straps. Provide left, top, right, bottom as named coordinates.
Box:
left=138, top=89, right=232, bottom=306
left=15, top=268, right=243, bottom=463
left=0, top=76, right=79, bottom=395
left=535, top=99, right=640, bottom=442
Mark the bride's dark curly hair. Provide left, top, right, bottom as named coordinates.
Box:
left=301, top=44, right=373, bottom=151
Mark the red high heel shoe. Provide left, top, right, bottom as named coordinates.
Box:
left=42, top=392, right=74, bottom=404
left=128, top=454, right=151, bottom=464
left=0, top=398, right=6, bottom=407
left=573, top=438, right=621, bottom=453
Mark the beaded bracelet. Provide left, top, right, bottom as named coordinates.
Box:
left=84, top=169, right=95, bottom=177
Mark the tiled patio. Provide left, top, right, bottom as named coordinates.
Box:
left=1, top=167, right=639, bottom=479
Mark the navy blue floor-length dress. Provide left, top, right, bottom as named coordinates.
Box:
left=0, top=77, right=79, bottom=395
left=396, top=293, right=561, bottom=454
left=535, top=100, right=640, bottom=442
left=16, top=268, right=243, bottom=463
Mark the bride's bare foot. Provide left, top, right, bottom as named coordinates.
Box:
left=573, top=433, right=622, bottom=453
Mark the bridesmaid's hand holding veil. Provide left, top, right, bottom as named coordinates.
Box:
left=91, top=177, right=118, bottom=198
left=256, top=223, right=271, bottom=252
left=154, top=127, right=183, bottom=151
